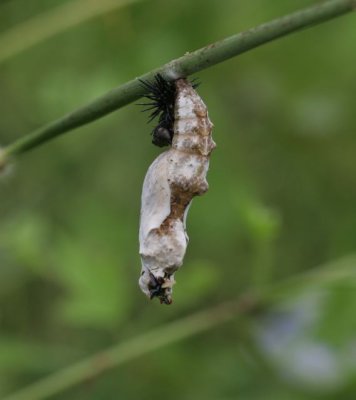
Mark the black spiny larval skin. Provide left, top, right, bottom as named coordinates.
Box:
left=139, top=74, right=176, bottom=147
left=139, top=74, right=200, bottom=147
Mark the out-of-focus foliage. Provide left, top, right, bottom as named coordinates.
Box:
left=0, top=0, right=356, bottom=399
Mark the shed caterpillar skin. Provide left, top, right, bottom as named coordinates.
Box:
left=139, top=77, right=215, bottom=304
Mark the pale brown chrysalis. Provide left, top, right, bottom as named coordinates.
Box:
left=139, top=77, right=215, bottom=304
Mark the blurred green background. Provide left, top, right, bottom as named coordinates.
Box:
left=1, top=0, right=356, bottom=399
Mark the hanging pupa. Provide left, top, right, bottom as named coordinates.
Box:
left=139, top=75, right=216, bottom=304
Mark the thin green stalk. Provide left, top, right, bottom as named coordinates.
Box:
left=2, top=297, right=258, bottom=400
left=1, top=0, right=355, bottom=164
left=4, top=254, right=356, bottom=400
left=0, top=0, right=142, bottom=64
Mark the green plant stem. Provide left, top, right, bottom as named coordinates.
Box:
left=4, top=254, right=356, bottom=400
left=2, top=297, right=258, bottom=400
left=0, top=0, right=142, bottom=64
left=1, top=0, right=355, bottom=162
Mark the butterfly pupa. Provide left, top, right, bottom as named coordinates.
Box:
left=139, top=76, right=215, bottom=304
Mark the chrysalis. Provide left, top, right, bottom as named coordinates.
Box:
left=139, top=75, right=215, bottom=304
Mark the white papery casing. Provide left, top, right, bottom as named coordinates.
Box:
left=139, top=78, right=215, bottom=304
